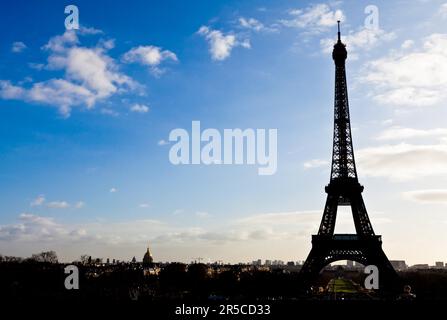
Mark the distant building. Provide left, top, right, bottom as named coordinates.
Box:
left=287, top=261, right=295, bottom=266
left=252, top=259, right=262, bottom=266
left=435, top=262, right=444, bottom=268
left=143, top=245, right=154, bottom=267
left=265, top=260, right=272, bottom=266
left=390, top=260, right=408, bottom=271
left=410, top=264, right=429, bottom=270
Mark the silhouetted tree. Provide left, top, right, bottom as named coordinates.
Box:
left=80, top=254, right=90, bottom=265
left=30, top=251, right=58, bottom=263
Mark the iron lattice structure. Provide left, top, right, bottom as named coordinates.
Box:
left=299, top=22, right=397, bottom=290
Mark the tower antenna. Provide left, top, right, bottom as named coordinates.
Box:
left=337, top=20, right=341, bottom=41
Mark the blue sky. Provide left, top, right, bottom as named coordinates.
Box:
left=1, top=0, right=447, bottom=264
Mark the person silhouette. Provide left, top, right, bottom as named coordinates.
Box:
left=397, top=285, right=416, bottom=301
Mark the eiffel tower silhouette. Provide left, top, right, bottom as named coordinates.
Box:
left=299, top=22, right=397, bottom=290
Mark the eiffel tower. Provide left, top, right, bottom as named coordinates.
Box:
left=299, top=22, right=397, bottom=290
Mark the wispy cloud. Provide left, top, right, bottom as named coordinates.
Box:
left=0, top=213, right=87, bottom=242
left=11, top=41, right=27, bottom=53
left=357, top=143, right=447, bottom=181
left=130, top=103, right=149, bottom=113
left=46, top=201, right=70, bottom=209
left=122, top=45, right=177, bottom=75
left=30, top=195, right=82, bottom=209
left=280, top=3, right=344, bottom=33
left=158, top=139, right=169, bottom=146
left=30, top=195, right=45, bottom=207
left=360, top=33, right=447, bottom=108
left=100, top=108, right=119, bottom=117
left=438, top=3, right=447, bottom=19
left=376, top=126, right=447, bottom=141
left=403, top=189, right=447, bottom=204
left=198, top=26, right=250, bottom=61
left=303, top=159, right=329, bottom=169
left=239, top=17, right=279, bottom=33
left=320, top=27, right=396, bottom=59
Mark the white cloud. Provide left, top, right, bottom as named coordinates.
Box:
left=31, top=196, right=84, bottom=209
left=303, top=159, right=329, bottom=169
left=0, top=213, right=85, bottom=242
left=0, top=212, right=290, bottom=250
left=49, top=45, right=136, bottom=99
left=280, top=4, right=344, bottom=32
left=238, top=17, right=278, bottom=33
left=46, top=201, right=70, bottom=209
left=3, top=209, right=388, bottom=261
left=122, top=45, right=177, bottom=75
left=439, top=3, right=447, bottom=19
left=130, top=103, right=149, bottom=113
left=360, top=33, right=447, bottom=107
left=100, top=108, right=119, bottom=117
left=0, top=80, right=26, bottom=99
left=30, top=195, right=45, bottom=207
left=0, top=78, right=98, bottom=117
left=42, top=30, right=78, bottom=53
left=0, top=213, right=162, bottom=244
left=79, top=26, right=103, bottom=35
left=11, top=41, right=27, bottom=53
left=376, top=126, right=447, bottom=141
left=357, top=143, right=447, bottom=181
left=198, top=26, right=250, bottom=61
left=109, top=187, right=118, bottom=193
left=139, top=203, right=150, bottom=208
left=1, top=30, right=138, bottom=117
left=403, top=189, right=447, bottom=204
left=239, top=17, right=264, bottom=31
left=28, top=62, right=45, bottom=70
left=320, top=27, right=396, bottom=58
left=401, top=39, right=414, bottom=49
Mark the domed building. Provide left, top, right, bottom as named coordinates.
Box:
left=142, top=245, right=153, bottom=268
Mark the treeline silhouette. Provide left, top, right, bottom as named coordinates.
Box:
left=1, top=252, right=447, bottom=301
